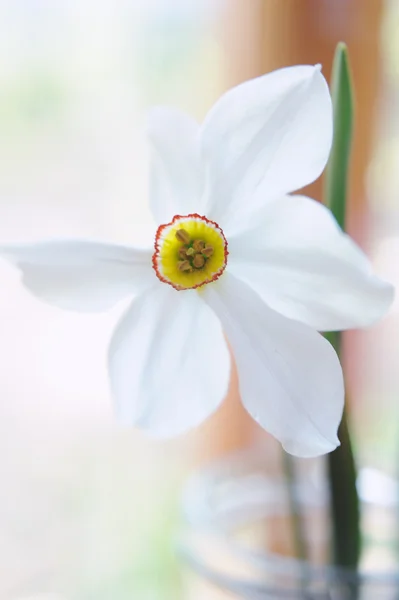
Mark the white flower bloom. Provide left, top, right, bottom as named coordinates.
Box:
left=0, top=65, right=394, bottom=457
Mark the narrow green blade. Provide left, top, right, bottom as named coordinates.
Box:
left=324, top=41, right=354, bottom=231
left=324, top=42, right=360, bottom=569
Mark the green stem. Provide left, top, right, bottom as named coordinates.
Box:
left=327, top=409, right=361, bottom=568
left=323, top=43, right=361, bottom=569
left=282, top=451, right=308, bottom=562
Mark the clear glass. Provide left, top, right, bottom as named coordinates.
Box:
left=179, top=448, right=399, bottom=599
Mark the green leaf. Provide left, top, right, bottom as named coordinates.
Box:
left=324, top=42, right=361, bottom=570
left=324, top=41, right=354, bottom=231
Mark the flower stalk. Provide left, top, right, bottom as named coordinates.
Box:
left=324, top=42, right=361, bottom=569
left=282, top=451, right=308, bottom=562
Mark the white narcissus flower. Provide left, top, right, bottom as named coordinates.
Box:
left=0, top=65, right=394, bottom=457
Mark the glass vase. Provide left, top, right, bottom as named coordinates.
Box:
left=179, top=447, right=399, bottom=599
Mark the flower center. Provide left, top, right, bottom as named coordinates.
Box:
left=152, top=214, right=228, bottom=290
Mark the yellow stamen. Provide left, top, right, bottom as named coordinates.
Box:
left=193, top=239, right=205, bottom=252
left=178, top=260, right=191, bottom=272
left=193, top=254, right=205, bottom=269
left=175, top=229, right=191, bottom=244
left=202, top=245, right=214, bottom=257
left=178, top=246, right=189, bottom=259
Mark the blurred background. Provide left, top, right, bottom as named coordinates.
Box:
left=0, top=0, right=398, bottom=598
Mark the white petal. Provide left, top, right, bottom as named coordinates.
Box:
left=0, top=240, right=154, bottom=311
left=148, top=107, right=205, bottom=223
left=228, top=195, right=394, bottom=331
left=200, top=65, right=332, bottom=229
left=108, top=284, right=230, bottom=437
left=203, top=273, right=344, bottom=458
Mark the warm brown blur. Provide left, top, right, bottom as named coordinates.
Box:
left=197, top=0, right=384, bottom=460
left=225, top=0, right=382, bottom=234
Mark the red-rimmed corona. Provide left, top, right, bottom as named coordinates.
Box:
left=152, top=213, right=228, bottom=290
